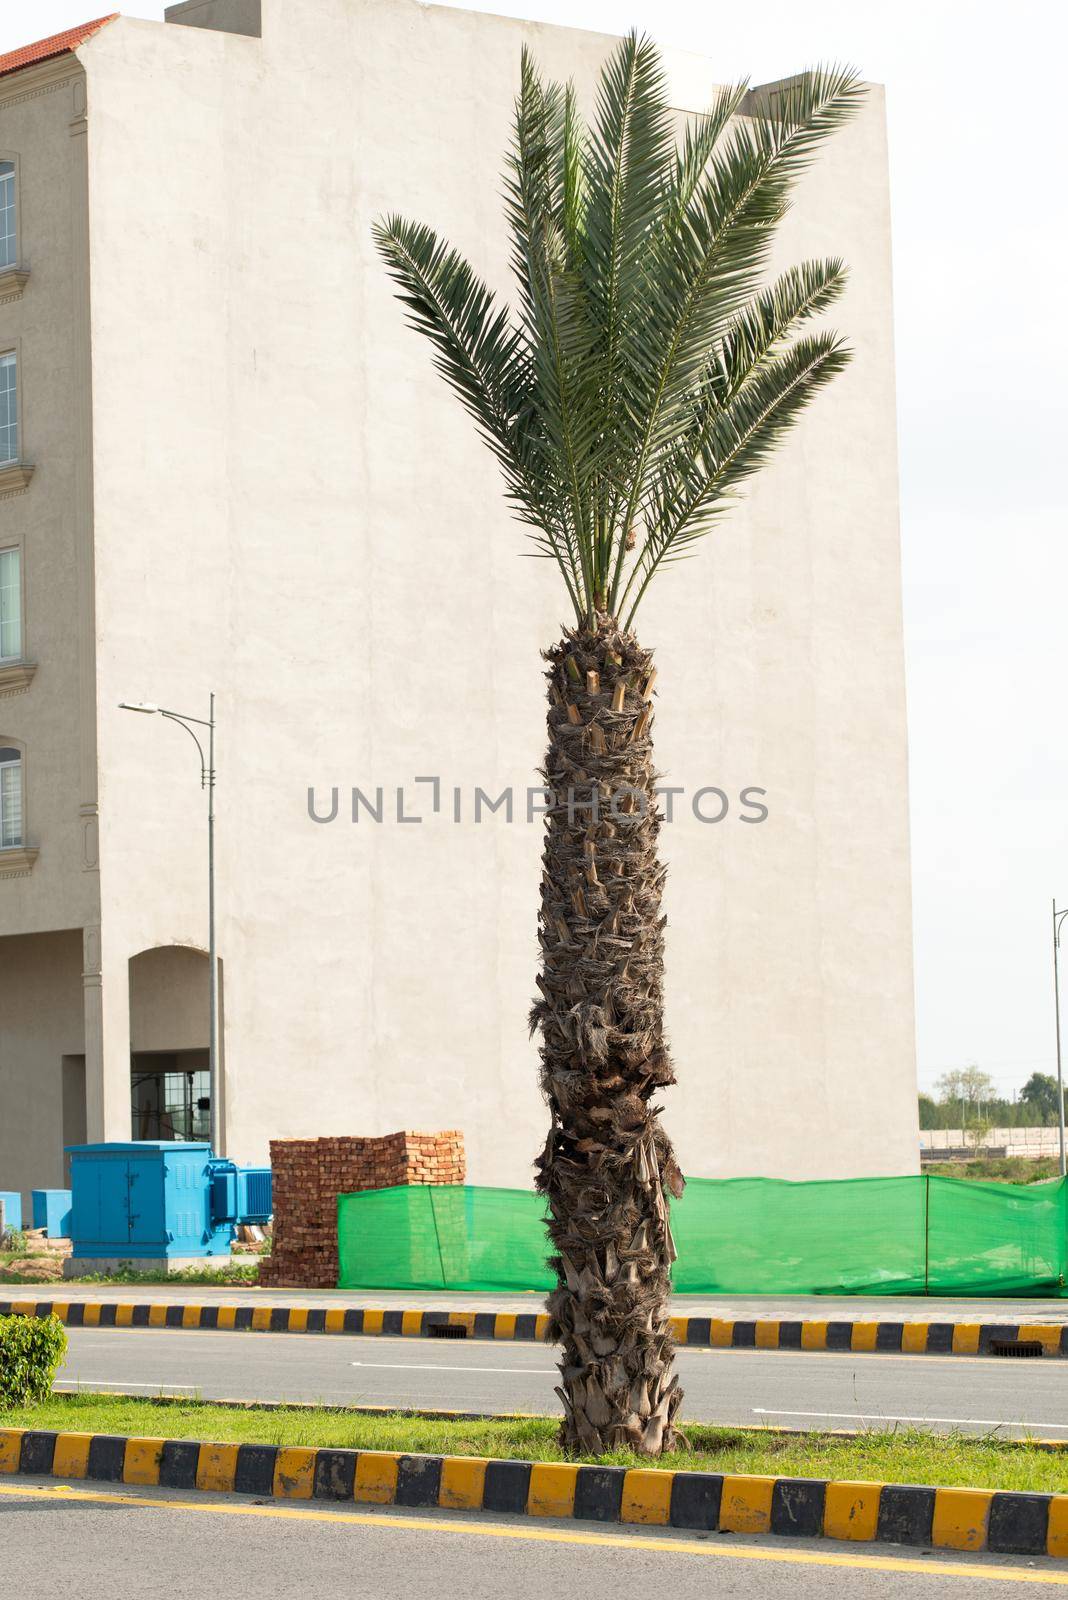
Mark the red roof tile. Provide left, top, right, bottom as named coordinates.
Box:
left=0, top=14, right=119, bottom=80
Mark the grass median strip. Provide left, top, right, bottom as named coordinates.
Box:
left=2, top=1394, right=1068, bottom=1493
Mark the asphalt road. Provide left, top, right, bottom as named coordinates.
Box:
left=1, top=1480, right=1059, bottom=1600
left=56, top=1328, right=1068, bottom=1437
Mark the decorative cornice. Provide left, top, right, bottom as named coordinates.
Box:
left=0, top=79, right=70, bottom=110
left=0, top=659, right=35, bottom=698
left=0, top=462, right=34, bottom=500
left=0, top=844, right=38, bottom=878
left=0, top=58, right=83, bottom=111
left=0, top=266, right=29, bottom=304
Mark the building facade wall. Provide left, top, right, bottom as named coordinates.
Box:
left=0, top=59, right=97, bottom=931
left=128, top=944, right=210, bottom=1054
left=0, top=61, right=101, bottom=1201
left=0, top=929, right=86, bottom=1204
left=73, top=0, right=916, bottom=1183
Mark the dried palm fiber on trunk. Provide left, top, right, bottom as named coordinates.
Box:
left=531, top=616, right=685, bottom=1456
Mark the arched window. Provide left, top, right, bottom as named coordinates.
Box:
left=0, top=160, right=14, bottom=270
left=0, top=546, right=21, bottom=660
left=0, top=745, right=22, bottom=848
left=0, top=352, right=17, bottom=466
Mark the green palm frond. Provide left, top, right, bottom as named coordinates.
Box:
left=558, top=82, right=587, bottom=263
left=603, top=65, right=864, bottom=611
left=374, top=38, right=863, bottom=628
left=504, top=51, right=606, bottom=606
left=372, top=214, right=583, bottom=610
left=582, top=32, right=675, bottom=560
left=625, top=331, right=851, bottom=625
left=666, top=81, right=752, bottom=225
left=708, top=258, right=848, bottom=404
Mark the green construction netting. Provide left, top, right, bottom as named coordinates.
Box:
left=337, top=1174, right=1068, bottom=1296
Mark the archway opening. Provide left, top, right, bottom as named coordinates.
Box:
left=128, top=946, right=213, bottom=1142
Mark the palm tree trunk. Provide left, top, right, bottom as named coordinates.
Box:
left=531, top=616, right=684, bottom=1457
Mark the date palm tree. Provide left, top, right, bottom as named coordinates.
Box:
left=374, top=34, right=862, bottom=1457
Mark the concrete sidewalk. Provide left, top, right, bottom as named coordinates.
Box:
left=13, top=1282, right=1068, bottom=1320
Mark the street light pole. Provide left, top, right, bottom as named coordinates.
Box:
left=120, top=695, right=219, bottom=1153
left=1053, top=900, right=1068, bottom=1179
left=207, top=693, right=217, bottom=1154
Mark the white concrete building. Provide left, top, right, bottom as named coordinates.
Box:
left=0, top=0, right=918, bottom=1208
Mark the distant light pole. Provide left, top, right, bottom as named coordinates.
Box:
left=120, top=695, right=218, bottom=1153
left=1052, top=900, right=1068, bottom=1179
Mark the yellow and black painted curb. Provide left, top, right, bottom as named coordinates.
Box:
left=3, top=1299, right=1067, bottom=1356
left=3, top=1426, right=1067, bottom=1558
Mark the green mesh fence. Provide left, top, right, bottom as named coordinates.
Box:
left=925, top=1175, right=1067, bottom=1295
left=336, top=1183, right=554, bottom=1294
left=336, top=1174, right=1068, bottom=1296
left=672, top=1177, right=927, bottom=1295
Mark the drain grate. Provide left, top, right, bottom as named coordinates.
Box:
left=428, top=1323, right=469, bottom=1339
left=990, top=1338, right=1044, bottom=1358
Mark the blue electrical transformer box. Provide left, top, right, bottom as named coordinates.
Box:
left=0, top=1191, right=22, bottom=1232
left=32, top=1189, right=73, bottom=1238
left=66, top=1142, right=232, bottom=1260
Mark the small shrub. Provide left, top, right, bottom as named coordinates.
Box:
left=0, top=1314, right=67, bottom=1407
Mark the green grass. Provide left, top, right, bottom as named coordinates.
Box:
left=3, top=1393, right=1067, bottom=1493
left=0, top=1260, right=261, bottom=1287
left=62, top=1264, right=261, bottom=1286
left=923, top=1157, right=1061, bottom=1184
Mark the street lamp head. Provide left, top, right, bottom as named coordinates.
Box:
left=116, top=687, right=218, bottom=1153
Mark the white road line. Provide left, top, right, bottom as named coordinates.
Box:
left=350, top=1361, right=555, bottom=1375
left=752, top=1407, right=1068, bottom=1431
left=56, top=1380, right=198, bottom=1393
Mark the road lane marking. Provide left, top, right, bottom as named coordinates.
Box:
left=752, top=1409, right=1068, bottom=1432
left=350, top=1361, right=555, bottom=1375
left=56, top=1376, right=199, bottom=1388
left=2, top=1483, right=1064, bottom=1584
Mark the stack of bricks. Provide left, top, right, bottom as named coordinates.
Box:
left=259, top=1130, right=465, bottom=1289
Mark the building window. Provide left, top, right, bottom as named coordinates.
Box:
left=0, top=548, right=20, bottom=661
left=0, top=162, right=14, bottom=270
left=0, top=354, right=16, bottom=465
left=132, top=1066, right=211, bottom=1141
left=0, top=746, right=22, bottom=849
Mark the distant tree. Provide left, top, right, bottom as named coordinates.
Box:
left=1019, top=1072, right=1065, bottom=1126
left=967, top=1117, right=992, bottom=1153
left=961, top=1065, right=997, bottom=1106
left=918, top=1094, right=939, bottom=1129
left=936, top=1065, right=996, bottom=1121
left=936, top=1069, right=963, bottom=1106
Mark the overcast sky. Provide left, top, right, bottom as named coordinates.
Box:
left=7, top=1, right=1067, bottom=1101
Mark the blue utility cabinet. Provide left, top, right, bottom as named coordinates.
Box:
left=66, top=1142, right=232, bottom=1259
left=32, top=1189, right=73, bottom=1237
left=211, top=1164, right=272, bottom=1226
left=0, top=1190, right=22, bottom=1232
left=238, top=1167, right=272, bottom=1223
